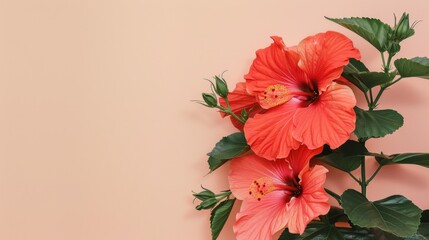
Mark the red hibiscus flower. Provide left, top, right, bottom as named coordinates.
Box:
left=228, top=145, right=329, bottom=239
left=244, top=31, right=361, bottom=160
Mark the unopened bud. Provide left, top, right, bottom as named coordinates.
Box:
left=393, top=13, right=415, bottom=42
left=202, top=93, right=218, bottom=108
left=195, top=197, right=218, bottom=210
left=214, top=76, right=229, bottom=98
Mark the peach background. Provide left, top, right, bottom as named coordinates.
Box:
left=0, top=0, right=429, bottom=239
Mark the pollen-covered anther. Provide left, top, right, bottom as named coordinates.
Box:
left=260, top=84, right=291, bottom=108
left=249, top=177, right=275, bottom=201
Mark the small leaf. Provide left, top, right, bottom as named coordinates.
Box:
left=317, top=140, right=367, bottom=172
left=344, top=58, right=369, bottom=73
left=395, top=57, right=429, bottom=79
left=326, top=17, right=392, bottom=52
left=342, top=59, right=369, bottom=92
left=376, top=153, right=429, bottom=167
left=354, top=107, right=404, bottom=139
left=356, top=72, right=394, bottom=88
left=341, top=189, right=422, bottom=237
left=208, top=132, right=249, bottom=171
left=210, top=199, right=235, bottom=240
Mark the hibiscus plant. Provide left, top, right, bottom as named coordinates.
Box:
left=193, top=13, right=429, bottom=240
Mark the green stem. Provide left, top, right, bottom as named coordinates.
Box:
left=369, top=89, right=374, bottom=110
left=324, top=188, right=341, bottom=205
left=381, top=52, right=386, bottom=69
left=385, top=54, right=393, bottom=73
left=348, top=172, right=361, bottom=185
left=366, top=165, right=383, bottom=185
left=218, top=99, right=245, bottom=124
left=363, top=91, right=371, bottom=107
left=361, top=158, right=367, bottom=196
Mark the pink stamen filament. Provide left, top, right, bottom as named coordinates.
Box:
left=273, top=183, right=298, bottom=192
left=289, top=91, right=314, bottom=97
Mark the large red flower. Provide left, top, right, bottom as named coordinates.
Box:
left=244, top=31, right=360, bottom=160
left=229, top=145, right=329, bottom=239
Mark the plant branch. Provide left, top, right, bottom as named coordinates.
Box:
left=366, top=165, right=384, bottom=185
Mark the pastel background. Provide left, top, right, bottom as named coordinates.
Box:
left=0, top=0, right=428, bottom=239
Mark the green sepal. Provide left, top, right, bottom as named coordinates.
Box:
left=341, top=189, right=422, bottom=237
left=210, top=199, right=235, bottom=240
left=326, top=17, right=392, bottom=52
left=395, top=57, right=429, bottom=79
left=354, top=107, right=404, bottom=139
left=207, top=132, right=249, bottom=172
left=317, top=140, right=367, bottom=172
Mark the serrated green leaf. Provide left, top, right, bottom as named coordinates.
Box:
left=208, top=132, right=249, bottom=171
left=317, top=140, right=367, bottom=172
left=341, top=189, right=422, bottom=237
left=326, top=17, right=392, bottom=51
left=354, top=107, right=404, bottom=139
left=210, top=199, right=235, bottom=240
left=395, top=57, right=429, bottom=79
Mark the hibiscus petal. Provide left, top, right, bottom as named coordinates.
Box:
left=297, top=31, right=361, bottom=92
left=244, top=100, right=301, bottom=160
left=245, top=36, right=308, bottom=109
left=234, top=191, right=291, bottom=240
left=229, top=154, right=293, bottom=200
left=219, top=82, right=262, bottom=130
left=286, top=165, right=330, bottom=234
left=287, top=145, right=323, bottom=175
left=292, top=82, right=356, bottom=149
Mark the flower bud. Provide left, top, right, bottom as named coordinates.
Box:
left=393, top=13, right=415, bottom=42
left=193, top=189, right=215, bottom=201
left=214, top=76, right=229, bottom=98
left=195, top=197, right=218, bottom=210
left=202, top=93, right=218, bottom=108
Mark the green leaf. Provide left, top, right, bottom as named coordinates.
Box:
left=418, top=210, right=429, bottom=237
left=210, top=199, right=235, bottom=240
left=326, top=17, right=392, bottom=52
left=356, top=72, right=394, bottom=88
left=395, top=57, right=429, bottom=79
left=341, top=189, right=422, bottom=237
left=354, top=107, right=404, bottom=139
left=317, top=140, right=367, bottom=172
left=371, top=228, right=427, bottom=240
left=208, top=132, right=249, bottom=171
left=376, top=153, right=429, bottom=168
left=279, top=222, right=344, bottom=240
left=342, top=59, right=369, bottom=92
